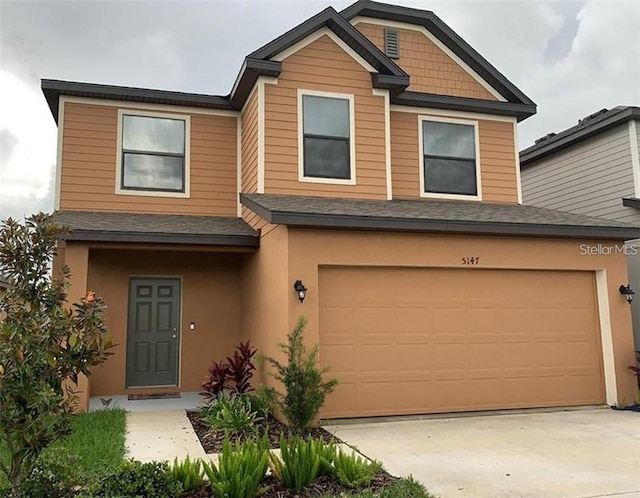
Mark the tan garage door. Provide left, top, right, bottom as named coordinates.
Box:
left=319, top=267, right=605, bottom=419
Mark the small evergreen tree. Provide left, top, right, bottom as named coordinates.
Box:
left=0, top=213, right=113, bottom=496
left=261, top=316, right=338, bottom=433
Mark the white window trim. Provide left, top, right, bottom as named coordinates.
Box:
left=297, top=89, right=356, bottom=185
left=115, top=109, right=191, bottom=198
left=418, top=115, right=482, bottom=201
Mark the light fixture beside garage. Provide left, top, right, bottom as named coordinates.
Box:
left=293, top=280, right=307, bottom=303
left=619, top=284, right=635, bottom=304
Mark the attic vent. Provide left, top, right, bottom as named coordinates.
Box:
left=534, top=132, right=557, bottom=145
left=578, top=108, right=609, bottom=126
left=384, top=29, right=399, bottom=58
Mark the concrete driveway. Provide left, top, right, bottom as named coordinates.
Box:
left=325, top=409, right=640, bottom=498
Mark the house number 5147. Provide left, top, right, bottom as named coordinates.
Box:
left=462, top=257, right=479, bottom=265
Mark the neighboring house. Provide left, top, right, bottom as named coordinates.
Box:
left=521, top=107, right=640, bottom=352
left=43, top=0, right=639, bottom=417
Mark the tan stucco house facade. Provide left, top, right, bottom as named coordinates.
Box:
left=44, top=0, right=640, bottom=417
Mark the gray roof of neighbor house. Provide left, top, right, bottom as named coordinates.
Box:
left=42, top=0, right=536, bottom=123
left=55, top=211, right=259, bottom=247
left=240, top=193, right=640, bottom=240
left=521, top=106, right=640, bottom=166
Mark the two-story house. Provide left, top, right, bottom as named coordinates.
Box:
left=44, top=0, right=639, bottom=417
left=521, top=106, right=640, bottom=354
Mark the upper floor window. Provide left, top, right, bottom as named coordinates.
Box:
left=299, top=91, right=355, bottom=184
left=420, top=117, right=481, bottom=200
left=117, top=110, right=190, bottom=197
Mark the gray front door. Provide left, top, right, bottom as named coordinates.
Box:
left=126, top=278, right=180, bottom=387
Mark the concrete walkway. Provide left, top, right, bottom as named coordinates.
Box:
left=325, top=409, right=640, bottom=498
left=126, top=410, right=210, bottom=463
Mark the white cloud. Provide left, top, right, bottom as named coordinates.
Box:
left=0, top=71, right=56, bottom=218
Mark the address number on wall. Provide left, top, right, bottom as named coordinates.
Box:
left=462, top=257, right=480, bottom=265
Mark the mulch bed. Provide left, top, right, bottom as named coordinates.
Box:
left=182, top=471, right=399, bottom=498
left=186, top=410, right=340, bottom=453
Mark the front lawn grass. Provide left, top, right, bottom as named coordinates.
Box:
left=0, top=408, right=127, bottom=488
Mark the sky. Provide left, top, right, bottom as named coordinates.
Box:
left=0, top=0, right=639, bottom=221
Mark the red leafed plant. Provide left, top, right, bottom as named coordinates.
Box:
left=629, top=350, right=640, bottom=385
left=200, top=341, right=257, bottom=403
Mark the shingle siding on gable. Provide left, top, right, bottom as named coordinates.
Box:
left=355, top=22, right=497, bottom=101
left=522, top=124, right=640, bottom=224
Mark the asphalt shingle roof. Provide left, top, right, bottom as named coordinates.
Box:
left=55, top=211, right=259, bottom=247
left=240, top=193, right=640, bottom=240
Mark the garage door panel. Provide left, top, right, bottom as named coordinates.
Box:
left=320, top=267, right=604, bottom=418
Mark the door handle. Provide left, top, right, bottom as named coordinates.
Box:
left=172, top=334, right=177, bottom=339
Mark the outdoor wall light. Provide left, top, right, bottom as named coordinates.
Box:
left=293, top=280, right=307, bottom=303
left=619, top=284, right=635, bottom=304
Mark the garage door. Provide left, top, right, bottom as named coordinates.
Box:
left=319, top=267, right=605, bottom=419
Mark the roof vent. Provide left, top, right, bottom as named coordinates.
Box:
left=534, top=132, right=556, bottom=145
left=578, top=108, right=609, bottom=126
left=384, top=29, right=399, bottom=59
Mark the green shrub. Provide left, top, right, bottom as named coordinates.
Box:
left=170, top=455, right=204, bottom=492
left=0, top=213, right=114, bottom=496
left=331, top=450, right=381, bottom=488
left=316, top=440, right=338, bottom=476
left=379, top=476, right=432, bottom=498
left=91, top=460, right=182, bottom=498
left=201, top=393, right=262, bottom=437
left=19, top=455, right=78, bottom=498
left=260, top=316, right=339, bottom=432
left=202, top=437, right=268, bottom=498
left=268, top=435, right=322, bottom=491
left=248, top=384, right=276, bottom=419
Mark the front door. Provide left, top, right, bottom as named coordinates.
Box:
left=126, top=278, right=181, bottom=388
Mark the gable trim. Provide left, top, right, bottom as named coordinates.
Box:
left=272, top=27, right=378, bottom=73
left=390, top=104, right=517, bottom=123
left=351, top=16, right=507, bottom=102
left=54, top=96, right=65, bottom=211
left=373, top=88, right=393, bottom=200
left=629, top=120, right=640, bottom=198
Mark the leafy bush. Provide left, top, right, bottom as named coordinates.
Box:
left=0, top=213, right=114, bottom=496
left=91, top=460, right=182, bottom=498
left=331, top=450, right=381, bottom=488
left=201, top=393, right=263, bottom=437
left=19, top=455, right=78, bottom=498
left=260, top=316, right=339, bottom=432
left=316, top=440, right=338, bottom=476
left=268, top=435, right=322, bottom=491
left=629, top=350, right=640, bottom=385
left=200, top=341, right=257, bottom=403
left=170, top=455, right=204, bottom=493
left=202, top=437, right=268, bottom=498
left=248, top=384, right=276, bottom=419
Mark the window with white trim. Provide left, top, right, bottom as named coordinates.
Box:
left=421, top=118, right=479, bottom=197
left=120, top=114, right=186, bottom=193
left=301, top=93, right=353, bottom=181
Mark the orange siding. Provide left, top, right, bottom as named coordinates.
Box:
left=264, top=35, right=387, bottom=200
left=60, top=102, right=238, bottom=216
left=390, top=111, right=518, bottom=203
left=241, top=90, right=259, bottom=193
left=356, top=22, right=497, bottom=101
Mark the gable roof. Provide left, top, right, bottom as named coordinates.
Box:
left=341, top=0, right=536, bottom=108
left=230, top=6, right=410, bottom=107
left=42, top=1, right=535, bottom=122
left=521, top=106, right=640, bottom=167
left=41, top=79, right=234, bottom=124
left=240, top=193, right=640, bottom=240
